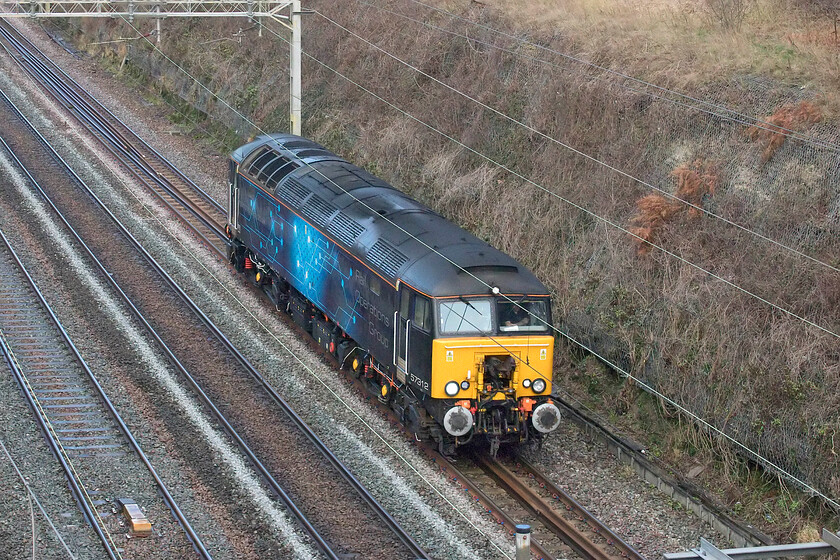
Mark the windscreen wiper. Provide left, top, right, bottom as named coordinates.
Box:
left=458, top=296, right=478, bottom=312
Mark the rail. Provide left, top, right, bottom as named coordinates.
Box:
left=0, top=220, right=211, bottom=559
left=0, top=20, right=229, bottom=257
left=0, top=66, right=428, bottom=560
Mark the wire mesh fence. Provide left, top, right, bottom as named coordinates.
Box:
left=110, top=0, right=840, bottom=508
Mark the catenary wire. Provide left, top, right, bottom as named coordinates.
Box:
left=293, top=14, right=840, bottom=342
left=107, top=13, right=840, bottom=512
left=256, top=20, right=840, bottom=508
left=312, top=8, right=840, bottom=277
left=398, top=0, right=840, bottom=153
left=125, top=12, right=840, bottom=509
left=29, top=487, right=36, bottom=560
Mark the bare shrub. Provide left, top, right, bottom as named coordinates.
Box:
left=747, top=101, right=823, bottom=161
left=629, top=160, right=719, bottom=253
left=703, top=0, right=751, bottom=31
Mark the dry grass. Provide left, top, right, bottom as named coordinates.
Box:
left=478, top=0, right=840, bottom=98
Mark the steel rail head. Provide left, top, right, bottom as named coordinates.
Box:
left=0, top=229, right=121, bottom=560
left=517, top=457, right=646, bottom=560
left=0, top=84, right=341, bottom=560
left=0, top=19, right=225, bottom=215
left=0, top=22, right=228, bottom=250
left=478, top=455, right=616, bottom=560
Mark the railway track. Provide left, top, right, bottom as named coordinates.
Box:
left=0, top=226, right=209, bottom=559
left=548, top=394, right=774, bottom=549
left=0, top=68, right=429, bottom=558
left=482, top=456, right=644, bottom=560
left=0, top=19, right=229, bottom=258
left=327, top=360, right=647, bottom=560
left=1, top=17, right=629, bottom=558
left=415, top=443, right=646, bottom=560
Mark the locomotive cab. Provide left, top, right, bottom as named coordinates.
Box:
left=391, top=283, right=559, bottom=453
left=423, top=294, right=560, bottom=453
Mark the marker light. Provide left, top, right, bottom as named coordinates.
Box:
left=522, top=379, right=532, bottom=389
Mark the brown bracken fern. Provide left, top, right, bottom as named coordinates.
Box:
left=629, top=160, right=719, bottom=254
left=747, top=101, right=822, bottom=162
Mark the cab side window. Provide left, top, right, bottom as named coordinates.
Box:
left=413, top=296, right=431, bottom=331
left=400, top=289, right=411, bottom=318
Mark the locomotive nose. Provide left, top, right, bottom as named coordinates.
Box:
left=531, top=401, right=561, bottom=433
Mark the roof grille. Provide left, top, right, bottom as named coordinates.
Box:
left=295, top=148, right=332, bottom=159
left=460, top=265, right=518, bottom=274
left=301, top=195, right=338, bottom=227
left=277, top=140, right=311, bottom=150
left=277, top=178, right=310, bottom=208
left=327, top=213, right=365, bottom=247
left=367, top=239, right=408, bottom=278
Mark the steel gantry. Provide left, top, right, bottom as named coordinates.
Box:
left=0, top=0, right=304, bottom=134
left=666, top=529, right=840, bottom=560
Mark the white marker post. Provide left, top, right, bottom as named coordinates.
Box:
left=515, top=524, right=531, bottom=560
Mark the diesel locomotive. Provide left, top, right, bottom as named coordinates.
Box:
left=226, top=134, right=561, bottom=453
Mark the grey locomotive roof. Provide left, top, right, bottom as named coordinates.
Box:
left=233, top=134, right=549, bottom=298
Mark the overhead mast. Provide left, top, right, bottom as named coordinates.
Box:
left=290, top=0, right=301, bottom=135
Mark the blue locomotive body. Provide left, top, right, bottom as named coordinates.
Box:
left=234, top=172, right=402, bottom=376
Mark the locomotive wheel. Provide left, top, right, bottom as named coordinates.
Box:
left=438, top=437, right=456, bottom=457
left=269, top=280, right=286, bottom=310
left=229, top=244, right=246, bottom=272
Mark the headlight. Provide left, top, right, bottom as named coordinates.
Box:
left=522, top=379, right=532, bottom=389
left=460, top=380, right=470, bottom=390
left=445, top=381, right=460, bottom=397
left=532, top=378, right=547, bottom=393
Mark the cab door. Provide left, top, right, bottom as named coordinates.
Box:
left=395, top=288, right=410, bottom=383
left=228, top=159, right=239, bottom=231
left=394, top=288, right=433, bottom=393
left=408, top=295, right=433, bottom=392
